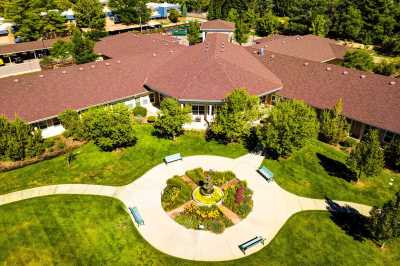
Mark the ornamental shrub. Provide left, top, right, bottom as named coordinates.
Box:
left=206, top=220, right=225, bottom=234
left=132, top=106, right=147, bottom=117
left=81, top=104, right=137, bottom=151
left=147, top=116, right=156, bottom=123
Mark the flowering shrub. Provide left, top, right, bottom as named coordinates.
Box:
left=161, top=176, right=192, bottom=211
left=223, top=181, right=253, bottom=218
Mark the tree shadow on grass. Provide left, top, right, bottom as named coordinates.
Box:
left=316, top=153, right=357, bottom=182
left=325, top=198, right=370, bottom=241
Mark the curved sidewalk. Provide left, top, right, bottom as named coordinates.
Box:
left=0, top=154, right=372, bottom=262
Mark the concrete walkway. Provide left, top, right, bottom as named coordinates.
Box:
left=0, top=154, right=372, bottom=262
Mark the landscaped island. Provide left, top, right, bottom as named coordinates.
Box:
left=161, top=168, right=253, bottom=233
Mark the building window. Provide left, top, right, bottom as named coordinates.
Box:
left=142, top=98, right=148, bottom=105
left=192, top=105, right=205, bottom=115
left=383, top=131, right=395, bottom=143
left=149, top=93, right=155, bottom=103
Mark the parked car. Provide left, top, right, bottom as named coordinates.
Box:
left=13, top=56, right=24, bottom=64
left=0, top=58, right=4, bottom=66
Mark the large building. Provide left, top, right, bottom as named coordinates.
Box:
left=0, top=20, right=399, bottom=142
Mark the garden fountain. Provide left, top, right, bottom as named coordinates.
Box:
left=193, top=174, right=224, bottom=206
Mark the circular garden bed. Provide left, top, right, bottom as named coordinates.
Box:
left=161, top=168, right=253, bottom=234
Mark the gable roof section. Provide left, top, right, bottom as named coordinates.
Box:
left=200, top=19, right=235, bottom=31
left=145, top=33, right=282, bottom=101
left=0, top=33, right=186, bottom=123
left=253, top=51, right=400, bottom=134
left=253, top=34, right=347, bottom=62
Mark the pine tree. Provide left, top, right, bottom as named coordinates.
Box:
left=319, top=99, right=350, bottom=145
left=385, top=136, right=400, bottom=171
left=71, top=29, right=98, bottom=64
left=369, top=191, right=400, bottom=248
left=187, top=20, right=201, bottom=45
left=234, top=19, right=249, bottom=45
left=347, top=129, right=384, bottom=179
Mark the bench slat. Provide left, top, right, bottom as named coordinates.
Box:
left=164, top=153, right=182, bottom=164
left=239, top=236, right=265, bottom=254
left=129, top=207, right=144, bottom=226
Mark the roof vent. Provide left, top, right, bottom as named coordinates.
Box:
left=153, top=53, right=157, bottom=57
left=304, top=62, right=309, bottom=66
left=79, top=67, right=84, bottom=71
left=360, top=74, right=366, bottom=79
left=91, top=65, right=95, bottom=69
left=14, top=79, right=19, bottom=82
left=326, top=67, right=332, bottom=71
left=39, top=74, right=44, bottom=78
left=264, top=44, right=268, bottom=48
left=282, top=40, right=286, bottom=44
left=117, top=60, right=121, bottom=64
left=343, top=71, right=349, bottom=75
left=105, top=62, right=110, bottom=66
left=296, top=36, right=300, bottom=40
left=270, top=54, right=275, bottom=59
left=62, top=70, right=67, bottom=74
left=389, top=81, right=396, bottom=85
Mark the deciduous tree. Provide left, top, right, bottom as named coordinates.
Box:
left=385, top=136, right=400, bottom=171
left=109, top=0, right=151, bottom=25
left=74, top=0, right=105, bottom=31
left=210, top=88, right=259, bottom=143
left=255, top=10, right=279, bottom=36
left=70, top=29, right=98, bottom=64
left=153, top=98, right=191, bottom=140
left=259, top=99, right=319, bottom=157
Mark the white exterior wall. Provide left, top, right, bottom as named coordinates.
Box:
left=123, top=95, right=159, bottom=116
left=41, top=124, right=65, bottom=139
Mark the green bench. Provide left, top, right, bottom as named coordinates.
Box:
left=258, top=165, right=274, bottom=182
left=129, top=207, right=144, bottom=226
left=238, top=236, right=266, bottom=254
left=164, top=153, right=182, bottom=164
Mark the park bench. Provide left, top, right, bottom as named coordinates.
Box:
left=129, top=207, right=144, bottom=226
left=258, top=165, right=274, bottom=182
left=164, top=153, right=182, bottom=164
left=238, top=236, right=266, bottom=254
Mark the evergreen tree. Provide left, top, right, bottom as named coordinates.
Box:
left=181, top=3, right=188, bottom=17
left=369, top=191, right=400, bottom=248
left=168, top=9, right=180, bottom=23
left=234, top=19, right=249, bottom=45
left=255, top=10, right=279, bottom=36
left=42, top=10, right=67, bottom=39
left=385, top=136, right=400, bottom=171
left=256, top=0, right=274, bottom=17
left=331, top=5, right=364, bottom=41
left=227, top=8, right=239, bottom=22
left=210, top=88, right=260, bottom=143
left=259, top=99, right=319, bottom=158
left=70, top=29, right=98, bottom=64
left=347, top=129, right=385, bottom=179
left=153, top=98, right=191, bottom=140
left=382, top=35, right=400, bottom=56
left=109, top=0, right=151, bottom=25
left=25, top=129, right=44, bottom=158
left=319, top=99, right=350, bottom=145
left=6, top=118, right=31, bottom=161
left=343, top=50, right=374, bottom=72
left=74, top=0, right=105, bottom=31
left=187, top=20, right=201, bottom=45
left=311, top=14, right=329, bottom=37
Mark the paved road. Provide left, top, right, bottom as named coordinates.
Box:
left=0, top=154, right=372, bottom=262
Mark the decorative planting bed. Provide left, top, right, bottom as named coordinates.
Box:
left=161, top=168, right=253, bottom=233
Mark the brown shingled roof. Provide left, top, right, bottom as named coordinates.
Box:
left=0, top=33, right=185, bottom=123
left=0, top=38, right=69, bottom=55
left=253, top=34, right=347, bottom=62
left=254, top=51, right=400, bottom=134
left=145, top=33, right=282, bottom=101
left=201, top=19, right=235, bottom=31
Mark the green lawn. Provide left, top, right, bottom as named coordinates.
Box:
left=263, top=140, right=400, bottom=206
left=1, top=195, right=399, bottom=265
left=0, top=124, right=246, bottom=195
